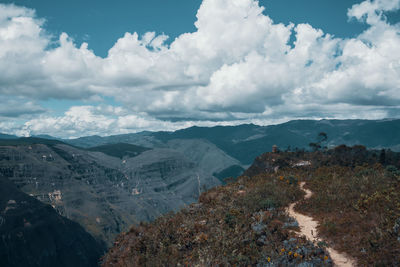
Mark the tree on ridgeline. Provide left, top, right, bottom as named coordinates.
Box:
left=379, top=149, right=386, bottom=165
left=309, top=132, right=328, bottom=151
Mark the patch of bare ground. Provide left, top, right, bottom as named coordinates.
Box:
left=287, top=182, right=356, bottom=266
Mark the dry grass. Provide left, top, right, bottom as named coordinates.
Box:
left=296, top=164, right=400, bottom=265
left=102, top=171, right=333, bottom=266
left=103, top=146, right=400, bottom=266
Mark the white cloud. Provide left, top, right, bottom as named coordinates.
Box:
left=1, top=102, right=393, bottom=139
left=348, top=0, right=400, bottom=24
left=9, top=105, right=253, bottom=138
left=0, top=0, right=400, bottom=137
left=0, top=95, right=45, bottom=118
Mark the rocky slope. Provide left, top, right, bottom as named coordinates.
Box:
left=0, top=176, right=105, bottom=267
left=0, top=139, right=229, bottom=246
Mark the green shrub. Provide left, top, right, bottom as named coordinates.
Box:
left=259, top=198, right=277, bottom=210
left=224, top=212, right=236, bottom=228
left=286, top=175, right=298, bottom=185
left=386, top=165, right=400, bottom=177
left=355, top=167, right=377, bottom=177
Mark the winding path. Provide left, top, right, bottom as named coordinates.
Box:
left=286, top=182, right=356, bottom=267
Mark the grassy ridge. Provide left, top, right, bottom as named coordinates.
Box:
left=297, top=164, right=400, bottom=265
left=103, top=157, right=332, bottom=266
left=102, top=146, right=400, bottom=266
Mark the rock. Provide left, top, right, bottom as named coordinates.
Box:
left=393, top=217, right=400, bottom=234
left=252, top=222, right=267, bottom=235
left=315, top=248, right=325, bottom=256
left=256, top=235, right=268, bottom=246
left=283, top=220, right=299, bottom=228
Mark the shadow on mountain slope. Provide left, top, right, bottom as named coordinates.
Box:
left=0, top=177, right=105, bottom=267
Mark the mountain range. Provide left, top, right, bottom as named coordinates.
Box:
left=1, top=119, right=400, bottom=265
left=57, top=119, right=400, bottom=164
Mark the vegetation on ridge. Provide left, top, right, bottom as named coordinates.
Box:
left=297, top=163, right=400, bottom=265
left=102, top=145, right=400, bottom=266
left=103, top=171, right=332, bottom=266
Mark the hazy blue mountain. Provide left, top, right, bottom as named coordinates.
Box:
left=4, top=119, right=399, bottom=165
left=0, top=133, right=18, bottom=139
left=62, top=119, right=400, bottom=164
left=32, top=134, right=60, bottom=140
left=66, top=131, right=161, bottom=148
left=165, top=139, right=245, bottom=180
left=152, top=119, right=400, bottom=164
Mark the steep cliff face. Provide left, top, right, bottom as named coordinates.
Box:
left=0, top=177, right=105, bottom=267
left=0, top=142, right=223, bottom=246
left=0, top=143, right=130, bottom=245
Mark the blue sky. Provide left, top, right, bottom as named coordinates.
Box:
left=2, top=0, right=202, bottom=57
left=3, top=0, right=390, bottom=57
left=0, top=0, right=399, bottom=138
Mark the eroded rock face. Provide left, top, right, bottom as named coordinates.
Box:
left=0, top=177, right=105, bottom=267
left=0, top=143, right=223, bottom=246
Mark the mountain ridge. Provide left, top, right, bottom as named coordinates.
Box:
left=60, top=119, right=400, bottom=164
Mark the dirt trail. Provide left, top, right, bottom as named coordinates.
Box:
left=286, top=182, right=356, bottom=267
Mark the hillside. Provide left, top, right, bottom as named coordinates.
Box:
left=103, top=146, right=400, bottom=266
left=2, top=119, right=400, bottom=265
left=63, top=119, right=400, bottom=164
left=152, top=119, right=400, bottom=164
left=0, top=137, right=64, bottom=146
left=87, top=143, right=150, bottom=158
left=0, top=141, right=227, bottom=246
left=0, top=177, right=105, bottom=267
left=0, top=133, right=18, bottom=139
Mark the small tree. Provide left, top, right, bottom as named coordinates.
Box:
left=309, top=132, right=328, bottom=151
left=318, top=132, right=328, bottom=143
left=379, top=149, right=386, bottom=165
left=309, top=142, right=321, bottom=152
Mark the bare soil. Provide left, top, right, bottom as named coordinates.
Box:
left=287, top=182, right=356, bottom=267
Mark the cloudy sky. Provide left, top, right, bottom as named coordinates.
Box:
left=0, top=0, right=399, bottom=138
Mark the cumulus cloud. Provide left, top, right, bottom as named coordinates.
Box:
left=10, top=105, right=254, bottom=138
left=348, top=0, right=400, bottom=24
left=0, top=96, right=45, bottom=117
left=0, top=0, right=399, bottom=137
left=1, top=102, right=393, bottom=139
